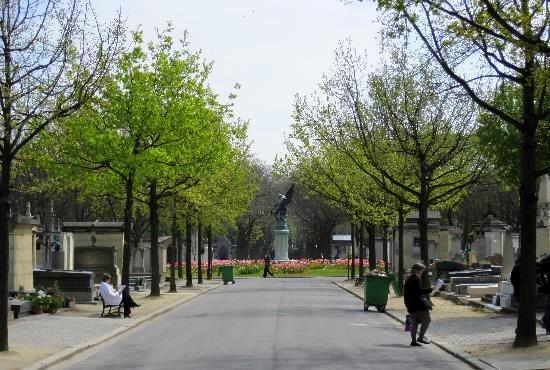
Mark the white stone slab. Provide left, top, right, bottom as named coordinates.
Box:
left=467, top=284, right=499, bottom=298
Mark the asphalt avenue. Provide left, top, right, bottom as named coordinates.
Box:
left=52, top=278, right=472, bottom=370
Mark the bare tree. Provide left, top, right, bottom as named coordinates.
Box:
left=0, top=0, right=121, bottom=351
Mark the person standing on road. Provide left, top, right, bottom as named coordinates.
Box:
left=263, top=255, right=275, bottom=278
left=404, top=263, right=433, bottom=347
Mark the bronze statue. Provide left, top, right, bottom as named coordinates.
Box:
left=271, top=184, right=294, bottom=230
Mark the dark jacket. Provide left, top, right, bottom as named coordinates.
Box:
left=264, top=257, right=271, bottom=268
left=404, top=274, right=433, bottom=313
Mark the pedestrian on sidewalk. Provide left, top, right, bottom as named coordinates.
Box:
left=263, top=255, right=275, bottom=278
left=99, top=273, right=140, bottom=318
left=404, top=262, right=433, bottom=347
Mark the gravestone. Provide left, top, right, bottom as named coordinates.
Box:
left=434, top=260, right=464, bottom=282
left=74, top=246, right=119, bottom=285
left=34, top=269, right=94, bottom=303
left=471, top=209, right=509, bottom=261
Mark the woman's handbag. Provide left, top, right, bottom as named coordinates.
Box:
left=421, top=295, right=434, bottom=310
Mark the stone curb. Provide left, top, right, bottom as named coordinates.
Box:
left=332, top=281, right=496, bottom=370
left=24, top=283, right=222, bottom=370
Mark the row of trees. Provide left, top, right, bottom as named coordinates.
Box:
left=281, top=28, right=547, bottom=349
left=370, top=0, right=549, bottom=348
left=0, top=1, right=258, bottom=352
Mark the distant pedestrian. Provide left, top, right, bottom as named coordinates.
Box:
left=263, top=255, right=275, bottom=278
left=404, top=263, right=433, bottom=347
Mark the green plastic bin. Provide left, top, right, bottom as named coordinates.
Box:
left=363, top=274, right=391, bottom=312
left=219, top=265, right=235, bottom=285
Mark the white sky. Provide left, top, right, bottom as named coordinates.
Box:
left=92, top=0, right=382, bottom=164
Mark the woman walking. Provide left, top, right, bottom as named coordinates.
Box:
left=404, top=263, right=432, bottom=346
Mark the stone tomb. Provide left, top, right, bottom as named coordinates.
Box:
left=34, top=269, right=95, bottom=303
left=392, top=211, right=462, bottom=269
left=471, top=209, right=509, bottom=261
left=63, top=221, right=123, bottom=286
left=8, top=214, right=40, bottom=292
left=74, top=246, right=119, bottom=285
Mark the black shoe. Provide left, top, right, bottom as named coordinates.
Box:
left=131, top=304, right=141, bottom=308
left=417, top=338, right=430, bottom=344
left=410, top=341, right=422, bottom=347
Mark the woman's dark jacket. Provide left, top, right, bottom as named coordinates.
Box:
left=404, top=274, right=433, bottom=313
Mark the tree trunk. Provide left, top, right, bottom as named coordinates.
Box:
left=149, top=180, right=161, bottom=297
left=185, top=220, right=193, bottom=287
left=236, top=224, right=249, bottom=259
left=418, top=176, right=430, bottom=286
left=359, top=223, right=364, bottom=277
left=367, top=224, right=376, bottom=271
left=169, top=205, right=177, bottom=293
left=121, top=173, right=134, bottom=292
left=207, top=225, right=213, bottom=280
left=382, top=223, right=389, bottom=274
left=398, top=205, right=405, bottom=296
left=319, top=228, right=332, bottom=260
left=513, top=75, right=538, bottom=348
left=177, top=228, right=183, bottom=279
left=0, top=156, right=12, bottom=351
left=197, top=221, right=203, bottom=284
left=351, top=222, right=356, bottom=279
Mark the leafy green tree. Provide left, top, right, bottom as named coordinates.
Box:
left=478, top=83, right=550, bottom=187
left=0, top=0, right=121, bottom=351
left=294, top=45, right=485, bottom=280
left=371, top=0, right=549, bottom=347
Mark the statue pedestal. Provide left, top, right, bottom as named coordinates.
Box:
left=274, top=229, right=289, bottom=261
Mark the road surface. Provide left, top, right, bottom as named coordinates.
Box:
left=53, top=278, right=471, bottom=370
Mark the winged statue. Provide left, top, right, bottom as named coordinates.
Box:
left=271, top=184, right=295, bottom=230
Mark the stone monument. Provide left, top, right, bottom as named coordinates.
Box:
left=271, top=184, right=294, bottom=261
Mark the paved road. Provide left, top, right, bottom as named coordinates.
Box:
left=53, top=278, right=471, bottom=370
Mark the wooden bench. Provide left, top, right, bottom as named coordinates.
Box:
left=99, top=293, right=122, bottom=318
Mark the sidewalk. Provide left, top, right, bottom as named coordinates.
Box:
left=335, top=279, right=550, bottom=370
left=1, top=280, right=220, bottom=370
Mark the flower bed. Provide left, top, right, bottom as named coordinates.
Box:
left=169, top=259, right=386, bottom=276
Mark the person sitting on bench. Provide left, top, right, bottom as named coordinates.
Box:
left=99, top=273, right=140, bottom=318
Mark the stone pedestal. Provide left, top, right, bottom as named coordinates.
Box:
left=273, top=229, right=289, bottom=261
left=9, top=215, right=40, bottom=292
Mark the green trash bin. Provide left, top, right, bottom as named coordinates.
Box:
left=219, top=265, right=235, bottom=285
left=363, top=274, right=391, bottom=312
